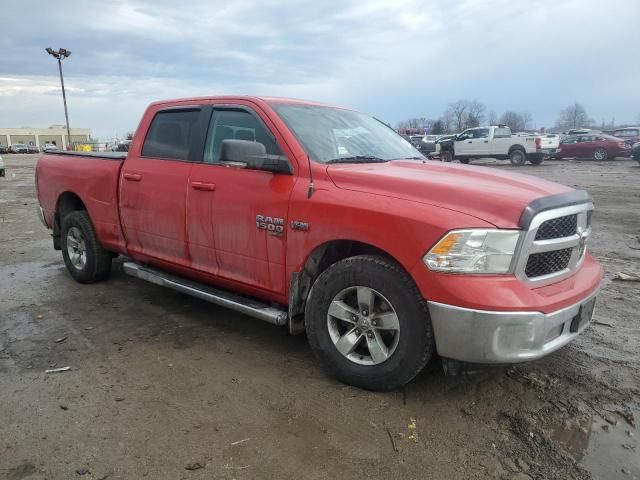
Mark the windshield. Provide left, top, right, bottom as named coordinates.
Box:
left=272, top=104, right=422, bottom=163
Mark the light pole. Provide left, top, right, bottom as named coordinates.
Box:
left=45, top=47, right=72, bottom=150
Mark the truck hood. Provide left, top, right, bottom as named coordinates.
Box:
left=326, top=160, right=573, bottom=228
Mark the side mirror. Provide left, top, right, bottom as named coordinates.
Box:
left=220, top=139, right=291, bottom=174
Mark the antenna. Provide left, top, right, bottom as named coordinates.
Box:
left=307, top=154, right=315, bottom=198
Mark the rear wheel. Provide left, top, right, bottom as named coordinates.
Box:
left=509, top=149, right=526, bottom=166
left=441, top=150, right=453, bottom=162
left=61, top=210, right=112, bottom=283
left=593, top=148, right=608, bottom=161
left=305, top=255, right=434, bottom=391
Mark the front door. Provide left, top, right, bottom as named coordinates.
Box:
left=119, top=107, right=202, bottom=267
left=187, top=105, right=296, bottom=294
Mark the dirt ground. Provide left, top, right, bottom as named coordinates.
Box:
left=1, top=154, right=638, bottom=480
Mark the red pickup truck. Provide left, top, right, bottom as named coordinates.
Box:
left=35, top=96, right=603, bottom=390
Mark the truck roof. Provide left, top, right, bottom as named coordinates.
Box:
left=148, top=95, right=349, bottom=110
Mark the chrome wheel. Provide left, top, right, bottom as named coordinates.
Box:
left=593, top=148, right=607, bottom=160
left=327, top=286, right=400, bottom=365
left=66, top=226, right=87, bottom=270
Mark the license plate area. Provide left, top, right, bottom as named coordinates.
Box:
left=570, top=297, right=596, bottom=333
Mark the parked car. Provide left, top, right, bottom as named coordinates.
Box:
left=35, top=96, right=603, bottom=391
left=611, top=126, right=640, bottom=147
left=42, top=143, right=58, bottom=152
left=419, top=135, right=441, bottom=157
left=632, top=142, right=640, bottom=164
left=0, top=145, right=8, bottom=154
left=115, top=140, right=132, bottom=152
left=557, top=134, right=631, bottom=160
left=439, top=125, right=545, bottom=165
left=0, top=155, right=4, bottom=177
left=10, top=143, right=28, bottom=153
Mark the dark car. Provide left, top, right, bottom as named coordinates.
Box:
left=0, top=145, right=8, bottom=154
left=611, top=127, right=640, bottom=147
left=435, top=134, right=457, bottom=162
left=632, top=142, right=640, bottom=164
left=557, top=134, right=631, bottom=160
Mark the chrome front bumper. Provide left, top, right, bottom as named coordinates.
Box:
left=427, top=289, right=598, bottom=363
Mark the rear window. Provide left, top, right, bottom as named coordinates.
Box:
left=142, top=109, right=200, bottom=160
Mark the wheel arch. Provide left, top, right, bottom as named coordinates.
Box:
left=287, top=239, right=411, bottom=335
left=508, top=144, right=526, bottom=155
left=53, top=191, right=87, bottom=250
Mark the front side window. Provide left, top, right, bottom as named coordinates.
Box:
left=473, top=128, right=490, bottom=139
left=271, top=104, right=421, bottom=163
left=203, top=109, right=282, bottom=164
left=142, top=109, right=200, bottom=160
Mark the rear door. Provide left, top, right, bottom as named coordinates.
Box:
left=490, top=126, right=512, bottom=156
left=559, top=136, right=579, bottom=157
left=119, top=106, right=202, bottom=266
left=187, top=104, right=296, bottom=294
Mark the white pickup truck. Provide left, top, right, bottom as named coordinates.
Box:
left=440, top=125, right=551, bottom=166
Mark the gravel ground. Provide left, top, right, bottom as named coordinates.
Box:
left=0, top=154, right=638, bottom=480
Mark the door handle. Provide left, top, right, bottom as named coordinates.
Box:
left=484, top=140, right=489, bottom=143
left=467, top=141, right=473, bottom=143
left=123, top=172, right=142, bottom=181
left=191, top=181, right=216, bottom=191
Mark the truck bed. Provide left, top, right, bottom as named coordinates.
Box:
left=36, top=151, right=127, bottom=253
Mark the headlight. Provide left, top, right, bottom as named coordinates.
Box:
left=423, top=229, right=521, bottom=274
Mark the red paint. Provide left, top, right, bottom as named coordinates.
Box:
left=35, top=96, right=603, bottom=313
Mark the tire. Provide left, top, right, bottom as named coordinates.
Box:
left=305, top=255, right=435, bottom=391
left=592, top=148, right=608, bottom=161
left=459, top=157, right=470, bottom=164
left=0, top=169, right=5, bottom=177
left=441, top=150, right=453, bottom=162
left=61, top=210, right=112, bottom=283
left=528, top=154, right=543, bottom=165
left=509, top=148, right=526, bottom=166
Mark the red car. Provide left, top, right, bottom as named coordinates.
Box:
left=35, top=96, right=603, bottom=390
left=558, top=134, right=631, bottom=160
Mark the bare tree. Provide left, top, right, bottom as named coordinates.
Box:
left=446, top=100, right=469, bottom=133
left=556, top=103, right=593, bottom=129
left=466, top=101, right=486, bottom=129
left=500, top=111, right=526, bottom=132
left=521, top=112, right=533, bottom=130
left=125, top=132, right=135, bottom=140
left=488, top=110, right=498, bottom=125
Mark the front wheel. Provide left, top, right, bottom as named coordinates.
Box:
left=305, top=255, right=434, bottom=391
left=441, top=150, right=453, bottom=162
left=61, top=210, right=113, bottom=283
left=509, top=149, right=526, bottom=166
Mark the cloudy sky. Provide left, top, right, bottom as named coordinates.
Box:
left=1, top=0, right=639, bottom=139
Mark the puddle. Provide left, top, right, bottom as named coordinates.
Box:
left=551, top=408, right=639, bottom=479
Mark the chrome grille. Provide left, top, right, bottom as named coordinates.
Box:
left=525, top=248, right=572, bottom=277
left=516, top=202, right=593, bottom=286
left=535, top=214, right=577, bottom=240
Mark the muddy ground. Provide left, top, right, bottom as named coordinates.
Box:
left=0, top=154, right=638, bottom=480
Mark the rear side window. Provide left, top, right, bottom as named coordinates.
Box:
left=203, top=109, right=282, bottom=164
left=142, top=109, right=200, bottom=160
left=494, top=127, right=511, bottom=138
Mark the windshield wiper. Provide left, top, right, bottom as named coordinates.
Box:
left=326, top=156, right=389, bottom=164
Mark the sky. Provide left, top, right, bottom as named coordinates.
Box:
left=1, top=0, right=639, bottom=139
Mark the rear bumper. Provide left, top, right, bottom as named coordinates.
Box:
left=537, top=148, right=560, bottom=156
left=428, top=288, right=598, bottom=363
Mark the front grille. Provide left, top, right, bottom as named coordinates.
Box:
left=535, top=214, right=577, bottom=240
left=525, top=248, right=572, bottom=278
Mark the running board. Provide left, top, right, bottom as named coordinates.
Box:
left=122, top=262, right=288, bottom=326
